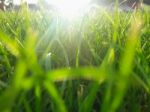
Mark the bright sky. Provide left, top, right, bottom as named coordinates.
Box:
left=13, top=0, right=37, bottom=4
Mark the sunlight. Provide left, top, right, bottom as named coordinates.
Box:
left=47, top=0, right=91, bottom=20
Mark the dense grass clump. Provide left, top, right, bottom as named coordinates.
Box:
left=0, top=5, right=150, bottom=112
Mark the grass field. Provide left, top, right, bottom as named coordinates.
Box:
left=0, top=4, right=150, bottom=112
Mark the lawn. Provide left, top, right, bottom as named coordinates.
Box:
left=0, top=3, right=150, bottom=112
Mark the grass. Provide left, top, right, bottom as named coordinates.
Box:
left=0, top=3, right=150, bottom=112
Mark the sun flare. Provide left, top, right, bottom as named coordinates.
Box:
left=47, top=0, right=91, bottom=19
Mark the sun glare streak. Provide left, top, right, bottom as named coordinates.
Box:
left=47, top=0, right=91, bottom=20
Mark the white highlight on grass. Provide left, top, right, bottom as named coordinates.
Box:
left=47, top=0, right=91, bottom=20
left=45, top=52, right=52, bottom=71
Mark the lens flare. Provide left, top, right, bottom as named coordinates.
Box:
left=47, top=0, right=91, bottom=19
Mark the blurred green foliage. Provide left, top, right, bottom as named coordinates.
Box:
left=0, top=4, right=150, bottom=112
